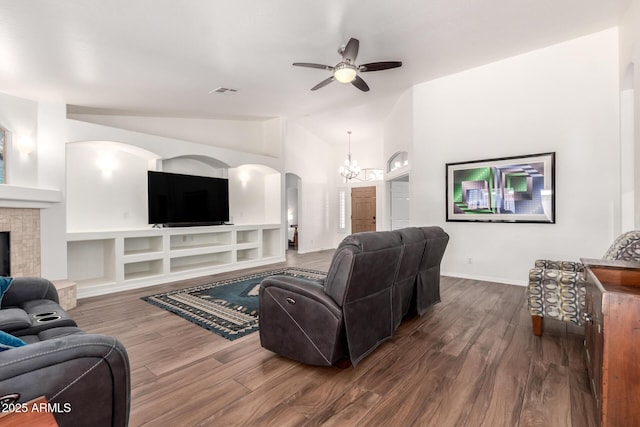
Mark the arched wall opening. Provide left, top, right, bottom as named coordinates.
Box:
left=285, top=173, right=301, bottom=250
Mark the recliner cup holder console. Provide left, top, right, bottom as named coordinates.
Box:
left=32, top=312, right=62, bottom=323
left=34, top=312, right=58, bottom=317
left=36, top=315, right=62, bottom=322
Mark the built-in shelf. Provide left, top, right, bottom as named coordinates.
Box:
left=237, top=248, right=259, bottom=262
left=170, top=252, right=232, bottom=273
left=124, top=259, right=163, bottom=281
left=237, top=229, right=259, bottom=244
left=263, top=228, right=281, bottom=258
left=170, top=231, right=232, bottom=250
left=124, top=236, right=163, bottom=255
left=67, top=239, right=116, bottom=288
left=67, top=225, right=284, bottom=297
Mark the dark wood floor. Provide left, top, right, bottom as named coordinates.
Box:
left=69, top=250, right=597, bottom=427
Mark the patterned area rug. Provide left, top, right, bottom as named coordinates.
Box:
left=142, top=267, right=326, bottom=340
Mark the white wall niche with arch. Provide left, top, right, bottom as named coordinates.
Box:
left=66, top=140, right=161, bottom=231
left=228, top=163, right=281, bottom=225
left=158, top=154, right=229, bottom=178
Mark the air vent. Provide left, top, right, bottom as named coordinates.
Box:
left=208, top=87, right=238, bottom=94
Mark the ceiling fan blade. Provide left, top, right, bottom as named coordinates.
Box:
left=342, top=38, right=359, bottom=63
left=351, top=75, right=370, bottom=92
left=358, top=61, right=403, bottom=72
left=311, top=76, right=335, bottom=91
left=293, top=62, right=333, bottom=71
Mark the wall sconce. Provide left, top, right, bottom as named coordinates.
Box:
left=97, top=155, right=118, bottom=178
left=238, top=171, right=250, bottom=187
left=16, top=135, right=35, bottom=156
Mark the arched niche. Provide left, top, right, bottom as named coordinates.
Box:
left=66, top=140, right=282, bottom=230
left=66, top=140, right=161, bottom=231
left=228, top=163, right=281, bottom=225
left=158, top=154, right=230, bottom=178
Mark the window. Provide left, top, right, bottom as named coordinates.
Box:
left=362, top=168, right=384, bottom=181
left=387, top=151, right=409, bottom=173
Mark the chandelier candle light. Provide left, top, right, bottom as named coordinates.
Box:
left=340, top=131, right=361, bottom=181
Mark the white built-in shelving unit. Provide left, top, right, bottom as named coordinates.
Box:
left=67, top=224, right=283, bottom=297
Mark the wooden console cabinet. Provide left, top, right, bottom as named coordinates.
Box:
left=582, top=259, right=640, bottom=426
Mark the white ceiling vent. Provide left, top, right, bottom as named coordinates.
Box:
left=208, top=87, right=238, bottom=94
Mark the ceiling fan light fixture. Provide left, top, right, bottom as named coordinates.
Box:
left=334, top=63, right=357, bottom=83
left=293, top=38, right=401, bottom=91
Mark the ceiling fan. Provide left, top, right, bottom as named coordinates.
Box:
left=293, top=38, right=402, bottom=92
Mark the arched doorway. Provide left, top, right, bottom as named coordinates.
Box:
left=285, top=173, right=301, bottom=250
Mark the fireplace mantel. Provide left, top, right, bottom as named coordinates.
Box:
left=0, top=184, right=62, bottom=209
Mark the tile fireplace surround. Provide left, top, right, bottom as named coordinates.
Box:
left=0, top=207, right=40, bottom=277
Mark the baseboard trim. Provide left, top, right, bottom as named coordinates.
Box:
left=441, top=271, right=527, bottom=287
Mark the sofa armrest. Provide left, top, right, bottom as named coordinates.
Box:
left=260, top=275, right=341, bottom=317
left=0, top=333, right=130, bottom=426
left=259, top=275, right=345, bottom=366
left=1, top=277, right=59, bottom=308
left=527, top=267, right=586, bottom=325
left=0, top=308, right=31, bottom=332
left=534, top=259, right=584, bottom=272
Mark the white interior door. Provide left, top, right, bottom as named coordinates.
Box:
left=391, top=180, right=410, bottom=230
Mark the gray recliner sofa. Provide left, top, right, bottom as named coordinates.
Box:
left=259, top=226, right=449, bottom=367
left=0, top=277, right=130, bottom=427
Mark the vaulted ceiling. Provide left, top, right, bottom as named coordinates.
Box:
left=0, top=0, right=631, bottom=145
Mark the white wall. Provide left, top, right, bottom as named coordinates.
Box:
left=67, top=119, right=282, bottom=170
left=0, top=92, right=39, bottom=187
left=384, top=89, right=414, bottom=168
left=37, top=102, right=68, bottom=280
left=0, top=95, right=69, bottom=280
left=228, top=165, right=281, bottom=225
left=335, top=127, right=385, bottom=173
left=619, top=0, right=640, bottom=228
left=264, top=173, right=281, bottom=224
left=68, top=113, right=282, bottom=157
left=408, top=29, right=620, bottom=285
left=66, top=142, right=156, bottom=231
left=285, top=122, right=338, bottom=253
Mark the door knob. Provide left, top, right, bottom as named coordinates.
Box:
left=583, top=312, right=594, bottom=324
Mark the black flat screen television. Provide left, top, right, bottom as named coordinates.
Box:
left=147, top=171, right=230, bottom=226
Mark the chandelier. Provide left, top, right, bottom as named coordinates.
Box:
left=339, top=131, right=361, bottom=181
